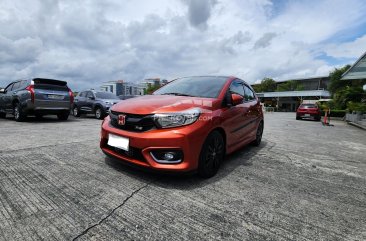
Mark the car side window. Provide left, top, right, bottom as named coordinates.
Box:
left=244, top=85, right=255, bottom=102
left=79, top=92, right=86, bottom=97
left=86, top=91, right=94, bottom=98
left=12, top=81, right=21, bottom=90
left=20, top=80, right=28, bottom=88
left=229, top=81, right=244, bottom=96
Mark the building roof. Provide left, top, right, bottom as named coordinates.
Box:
left=256, top=90, right=331, bottom=98
left=341, top=52, right=366, bottom=80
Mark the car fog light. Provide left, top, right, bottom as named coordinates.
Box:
left=150, top=150, right=183, bottom=164
left=164, top=152, right=175, bottom=160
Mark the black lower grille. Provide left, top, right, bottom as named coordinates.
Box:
left=106, top=145, right=146, bottom=162
left=110, top=111, right=156, bottom=132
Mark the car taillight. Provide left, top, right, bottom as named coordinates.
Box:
left=25, top=85, right=35, bottom=103
left=68, top=88, right=74, bottom=103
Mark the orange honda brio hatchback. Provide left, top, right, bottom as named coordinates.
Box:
left=100, top=76, right=264, bottom=178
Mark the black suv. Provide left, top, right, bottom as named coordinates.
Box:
left=0, top=78, right=73, bottom=121
left=73, top=90, right=120, bottom=119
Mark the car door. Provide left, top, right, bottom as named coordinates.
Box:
left=244, top=84, right=260, bottom=138
left=223, top=79, right=252, bottom=146
left=1, top=83, right=15, bottom=112
left=75, top=91, right=85, bottom=109
left=85, top=91, right=95, bottom=112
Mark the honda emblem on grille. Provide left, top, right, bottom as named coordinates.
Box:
left=118, top=114, right=126, bottom=125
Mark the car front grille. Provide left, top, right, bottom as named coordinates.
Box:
left=109, top=111, right=156, bottom=132
left=106, top=145, right=146, bottom=162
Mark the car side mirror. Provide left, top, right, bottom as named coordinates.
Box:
left=0, top=88, right=6, bottom=94
left=231, top=93, right=244, bottom=106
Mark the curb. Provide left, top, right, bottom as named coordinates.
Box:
left=347, top=121, right=366, bottom=130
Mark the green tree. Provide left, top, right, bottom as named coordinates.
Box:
left=144, top=83, right=161, bottom=95
left=328, top=65, right=351, bottom=96
left=276, top=80, right=304, bottom=91
left=257, top=77, right=277, bottom=92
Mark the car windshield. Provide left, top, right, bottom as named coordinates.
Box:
left=153, top=76, right=228, bottom=98
left=95, top=92, right=119, bottom=99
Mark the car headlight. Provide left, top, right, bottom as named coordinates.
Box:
left=153, top=108, right=200, bottom=128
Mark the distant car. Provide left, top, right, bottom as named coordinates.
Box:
left=0, top=78, right=73, bottom=122
left=296, top=103, right=321, bottom=121
left=119, top=95, right=139, bottom=100
left=73, top=90, right=120, bottom=119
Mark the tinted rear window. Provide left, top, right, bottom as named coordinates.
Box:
left=300, top=104, right=317, bottom=108
left=33, top=78, right=68, bottom=91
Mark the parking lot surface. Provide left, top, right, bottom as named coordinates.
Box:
left=0, top=113, right=365, bottom=241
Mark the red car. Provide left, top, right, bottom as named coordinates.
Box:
left=100, top=76, right=264, bottom=178
left=296, top=103, right=321, bottom=121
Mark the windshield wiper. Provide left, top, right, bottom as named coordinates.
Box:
left=161, top=92, right=196, bottom=97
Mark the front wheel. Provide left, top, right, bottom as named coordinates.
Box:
left=57, top=111, right=69, bottom=121
left=198, top=131, right=225, bottom=178
left=252, top=121, right=263, bottom=146
left=0, top=112, right=6, bottom=118
left=73, top=106, right=81, bottom=117
left=14, top=103, right=26, bottom=122
left=95, top=107, right=105, bottom=119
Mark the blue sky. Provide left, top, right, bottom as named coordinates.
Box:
left=0, top=0, right=365, bottom=90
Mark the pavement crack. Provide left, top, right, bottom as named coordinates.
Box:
left=72, top=182, right=150, bottom=241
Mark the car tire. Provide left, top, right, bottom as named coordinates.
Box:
left=14, top=102, right=26, bottom=122
left=0, top=112, right=6, bottom=118
left=316, top=116, right=321, bottom=121
left=73, top=106, right=81, bottom=117
left=57, top=111, right=69, bottom=121
left=252, top=121, right=263, bottom=147
left=296, top=116, right=300, bottom=120
left=95, top=107, right=105, bottom=120
left=198, top=131, right=225, bottom=178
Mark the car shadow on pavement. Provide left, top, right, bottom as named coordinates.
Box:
left=104, top=141, right=267, bottom=190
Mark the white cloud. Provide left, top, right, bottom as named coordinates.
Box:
left=0, top=0, right=365, bottom=90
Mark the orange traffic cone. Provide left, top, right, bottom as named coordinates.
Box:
left=323, top=110, right=328, bottom=125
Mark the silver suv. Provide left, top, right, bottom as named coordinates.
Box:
left=0, top=78, right=73, bottom=121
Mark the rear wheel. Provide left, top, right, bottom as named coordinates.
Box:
left=95, top=107, right=105, bottom=119
left=57, top=111, right=69, bottom=121
left=0, top=112, right=6, bottom=118
left=14, top=103, right=26, bottom=122
left=198, top=131, right=225, bottom=178
left=73, top=106, right=81, bottom=117
left=296, top=115, right=300, bottom=120
left=252, top=121, right=263, bottom=146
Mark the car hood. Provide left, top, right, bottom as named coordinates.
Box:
left=111, top=95, right=217, bottom=114
left=99, top=99, right=120, bottom=104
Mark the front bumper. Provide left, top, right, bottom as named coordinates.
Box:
left=100, top=116, right=210, bottom=172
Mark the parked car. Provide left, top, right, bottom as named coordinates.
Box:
left=0, top=78, right=73, bottom=121
left=100, top=76, right=264, bottom=178
left=119, top=95, right=139, bottom=100
left=296, top=103, right=321, bottom=121
left=73, top=90, right=120, bottom=119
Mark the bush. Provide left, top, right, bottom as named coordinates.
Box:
left=320, top=110, right=346, bottom=118
left=347, top=101, right=366, bottom=113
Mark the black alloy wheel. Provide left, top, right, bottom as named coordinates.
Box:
left=252, top=121, right=263, bottom=146
left=198, top=131, right=225, bottom=178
